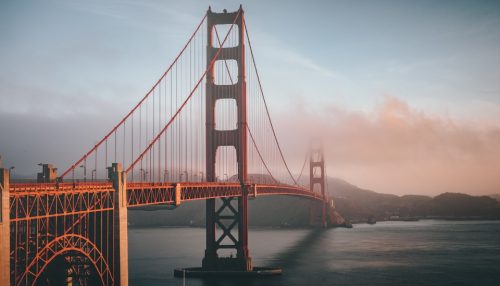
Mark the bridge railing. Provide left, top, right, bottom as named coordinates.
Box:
left=8, top=181, right=327, bottom=217
left=126, top=181, right=326, bottom=208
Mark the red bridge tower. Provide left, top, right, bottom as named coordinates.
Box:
left=203, top=6, right=252, bottom=271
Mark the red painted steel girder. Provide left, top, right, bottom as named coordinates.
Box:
left=17, top=234, right=113, bottom=286
left=10, top=181, right=327, bottom=216
left=10, top=183, right=115, bottom=222
left=126, top=181, right=327, bottom=208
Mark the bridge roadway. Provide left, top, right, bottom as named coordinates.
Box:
left=8, top=181, right=327, bottom=221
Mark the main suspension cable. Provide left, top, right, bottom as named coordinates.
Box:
left=244, top=19, right=299, bottom=186
left=126, top=10, right=242, bottom=174
left=60, top=14, right=208, bottom=180
left=214, top=26, right=278, bottom=184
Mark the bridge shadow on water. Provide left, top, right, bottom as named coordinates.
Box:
left=198, top=228, right=328, bottom=286
left=271, top=228, right=326, bottom=268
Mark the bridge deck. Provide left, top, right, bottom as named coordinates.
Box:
left=126, top=182, right=325, bottom=207
left=8, top=182, right=326, bottom=220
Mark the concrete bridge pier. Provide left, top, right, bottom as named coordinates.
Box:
left=0, top=168, right=10, bottom=286
left=109, top=163, right=129, bottom=286
left=309, top=201, right=328, bottom=228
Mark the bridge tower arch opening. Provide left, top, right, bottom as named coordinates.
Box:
left=31, top=247, right=107, bottom=286
left=203, top=6, right=252, bottom=271
left=17, top=233, right=113, bottom=286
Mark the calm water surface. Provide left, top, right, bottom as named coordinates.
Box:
left=129, top=220, right=500, bottom=286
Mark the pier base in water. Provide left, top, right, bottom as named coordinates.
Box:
left=173, top=267, right=282, bottom=278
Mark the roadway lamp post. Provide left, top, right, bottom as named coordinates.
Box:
left=139, top=168, right=147, bottom=181
left=91, top=169, right=96, bottom=182
left=199, top=172, right=204, bottom=182
left=163, top=170, right=169, bottom=182
left=79, top=165, right=87, bottom=182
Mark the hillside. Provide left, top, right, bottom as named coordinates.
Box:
left=328, top=178, right=500, bottom=222
left=489, top=194, right=500, bottom=202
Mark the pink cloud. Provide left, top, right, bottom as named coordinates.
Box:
left=275, top=95, right=500, bottom=196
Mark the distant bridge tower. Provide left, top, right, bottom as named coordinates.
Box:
left=310, top=142, right=327, bottom=228
left=203, top=6, right=252, bottom=271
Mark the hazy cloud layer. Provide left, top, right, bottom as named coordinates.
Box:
left=2, top=89, right=500, bottom=196
left=275, top=95, right=500, bottom=196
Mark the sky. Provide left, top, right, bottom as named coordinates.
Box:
left=1, top=0, right=500, bottom=196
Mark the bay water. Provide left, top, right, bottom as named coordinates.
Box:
left=129, top=220, right=500, bottom=286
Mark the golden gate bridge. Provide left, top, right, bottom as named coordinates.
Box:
left=0, top=6, right=336, bottom=285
